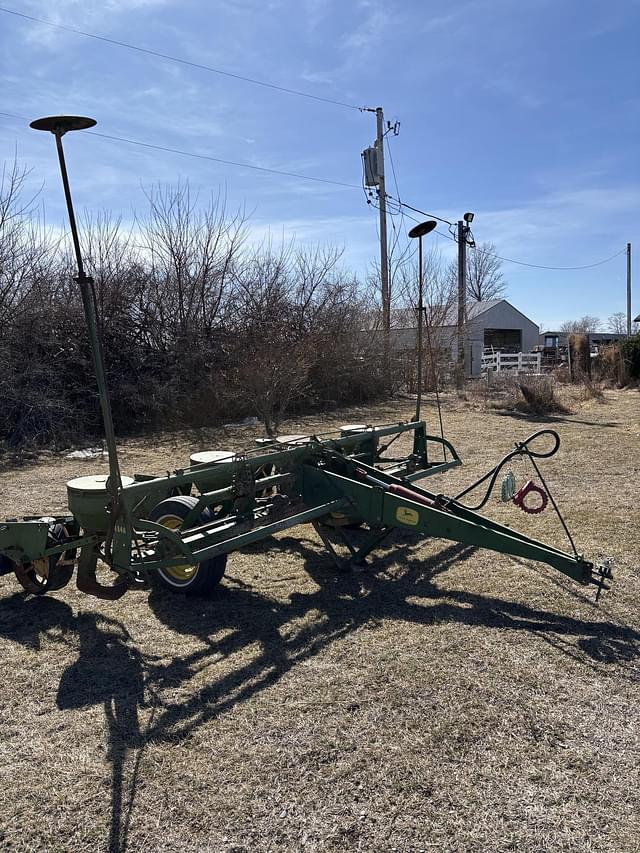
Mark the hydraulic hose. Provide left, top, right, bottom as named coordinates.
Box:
left=451, top=429, right=561, bottom=512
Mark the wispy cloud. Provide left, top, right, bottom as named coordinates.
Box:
left=340, top=0, right=389, bottom=54
left=249, top=212, right=374, bottom=271
left=18, top=0, right=171, bottom=47
left=478, top=185, right=637, bottom=258
left=484, top=67, right=546, bottom=110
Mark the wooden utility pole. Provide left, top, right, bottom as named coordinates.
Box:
left=457, top=219, right=467, bottom=386
left=627, top=242, right=632, bottom=336
left=375, top=107, right=391, bottom=378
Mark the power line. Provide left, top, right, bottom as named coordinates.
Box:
left=471, top=243, right=627, bottom=271
left=0, top=5, right=362, bottom=111
left=92, top=130, right=361, bottom=189
left=388, top=196, right=453, bottom=227
left=2, top=107, right=628, bottom=273
left=0, top=110, right=361, bottom=190
left=390, top=196, right=627, bottom=270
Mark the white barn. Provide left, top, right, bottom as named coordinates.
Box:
left=380, top=299, right=539, bottom=377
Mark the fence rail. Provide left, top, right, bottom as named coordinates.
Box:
left=481, top=351, right=541, bottom=374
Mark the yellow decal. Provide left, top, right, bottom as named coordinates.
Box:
left=396, top=506, right=419, bottom=526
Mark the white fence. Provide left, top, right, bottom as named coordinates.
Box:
left=481, top=351, right=541, bottom=375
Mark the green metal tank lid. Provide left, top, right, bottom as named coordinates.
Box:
left=189, top=450, right=235, bottom=466
left=67, top=474, right=134, bottom=492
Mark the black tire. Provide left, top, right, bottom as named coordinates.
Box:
left=45, top=524, right=76, bottom=591
left=14, top=523, right=76, bottom=595
left=148, top=496, right=227, bottom=596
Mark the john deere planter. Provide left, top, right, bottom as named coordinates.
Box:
left=0, top=116, right=613, bottom=603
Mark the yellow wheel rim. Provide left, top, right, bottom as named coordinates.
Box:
left=31, top=557, right=49, bottom=580
left=156, top=514, right=198, bottom=583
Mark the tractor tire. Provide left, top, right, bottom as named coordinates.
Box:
left=148, top=496, right=227, bottom=596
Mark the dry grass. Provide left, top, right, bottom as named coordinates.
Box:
left=471, top=373, right=608, bottom=417
left=1, top=391, right=639, bottom=852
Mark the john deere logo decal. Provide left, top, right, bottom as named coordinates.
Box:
left=396, top=506, right=419, bottom=526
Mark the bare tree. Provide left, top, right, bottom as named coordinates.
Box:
left=0, top=163, right=387, bottom=447
left=607, top=312, right=627, bottom=334
left=389, top=247, right=458, bottom=390
left=138, top=181, right=247, bottom=346
left=229, top=240, right=309, bottom=436
left=560, top=315, right=601, bottom=334
left=462, top=242, right=507, bottom=302
left=0, top=159, right=56, bottom=326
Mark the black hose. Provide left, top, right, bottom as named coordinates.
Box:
left=451, top=429, right=561, bottom=511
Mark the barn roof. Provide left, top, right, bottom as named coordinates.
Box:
left=363, top=299, right=510, bottom=331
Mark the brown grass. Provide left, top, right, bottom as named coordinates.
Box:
left=1, top=391, right=639, bottom=852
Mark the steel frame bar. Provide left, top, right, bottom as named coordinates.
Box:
left=312, top=465, right=593, bottom=584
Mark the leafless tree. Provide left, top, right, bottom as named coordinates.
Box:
left=442, top=241, right=507, bottom=303
left=0, top=162, right=388, bottom=447
left=560, top=315, right=601, bottom=334
left=137, top=181, right=247, bottom=346
left=229, top=241, right=312, bottom=435
left=389, top=247, right=458, bottom=390
left=607, top=312, right=627, bottom=334
left=464, top=242, right=507, bottom=302
left=229, top=240, right=382, bottom=435
left=0, top=159, right=56, bottom=326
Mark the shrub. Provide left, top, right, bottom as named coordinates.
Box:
left=518, top=376, right=568, bottom=415
left=620, top=334, right=640, bottom=381
left=576, top=377, right=605, bottom=402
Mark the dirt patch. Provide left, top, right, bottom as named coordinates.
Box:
left=1, top=390, right=639, bottom=852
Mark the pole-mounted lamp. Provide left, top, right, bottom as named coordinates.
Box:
left=408, top=220, right=438, bottom=422
left=30, top=116, right=122, bottom=503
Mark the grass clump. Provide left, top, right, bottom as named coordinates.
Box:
left=518, top=376, right=569, bottom=415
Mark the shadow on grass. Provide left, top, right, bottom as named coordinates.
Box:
left=0, top=594, right=150, bottom=853
left=490, top=409, right=620, bottom=428
left=1, top=534, right=639, bottom=851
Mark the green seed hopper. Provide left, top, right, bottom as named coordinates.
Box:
left=0, top=116, right=613, bottom=603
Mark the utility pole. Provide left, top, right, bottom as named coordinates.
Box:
left=375, top=107, right=391, bottom=378
left=361, top=107, right=391, bottom=381
left=456, top=219, right=467, bottom=386
left=627, top=242, right=632, bottom=336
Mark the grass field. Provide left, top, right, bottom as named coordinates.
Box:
left=1, top=389, right=639, bottom=852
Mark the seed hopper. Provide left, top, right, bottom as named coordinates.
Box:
left=0, top=117, right=613, bottom=602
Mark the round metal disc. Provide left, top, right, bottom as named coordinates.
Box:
left=408, top=220, right=438, bottom=239
left=30, top=115, right=96, bottom=133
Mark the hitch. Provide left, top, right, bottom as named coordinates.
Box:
left=591, top=559, right=614, bottom=601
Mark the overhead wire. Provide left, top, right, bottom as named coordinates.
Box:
left=0, top=109, right=628, bottom=274
left=0, top=11, right=629, bottom=274
left=0, top=110, right=361, bottom=190
left=388, top=195, right=627, bottom=269
left=0, top=5, right=362, bottom=111
left=91, top=129, right=360, bottom=189
left=384, top=134, right=407, bottom=264
left=469, top=242, right=626, bottom=271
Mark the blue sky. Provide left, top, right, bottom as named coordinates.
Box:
left=0, top=0, right=638, bottom=330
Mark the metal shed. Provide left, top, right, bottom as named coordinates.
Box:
left=381, top=299, right=540, bottom=377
